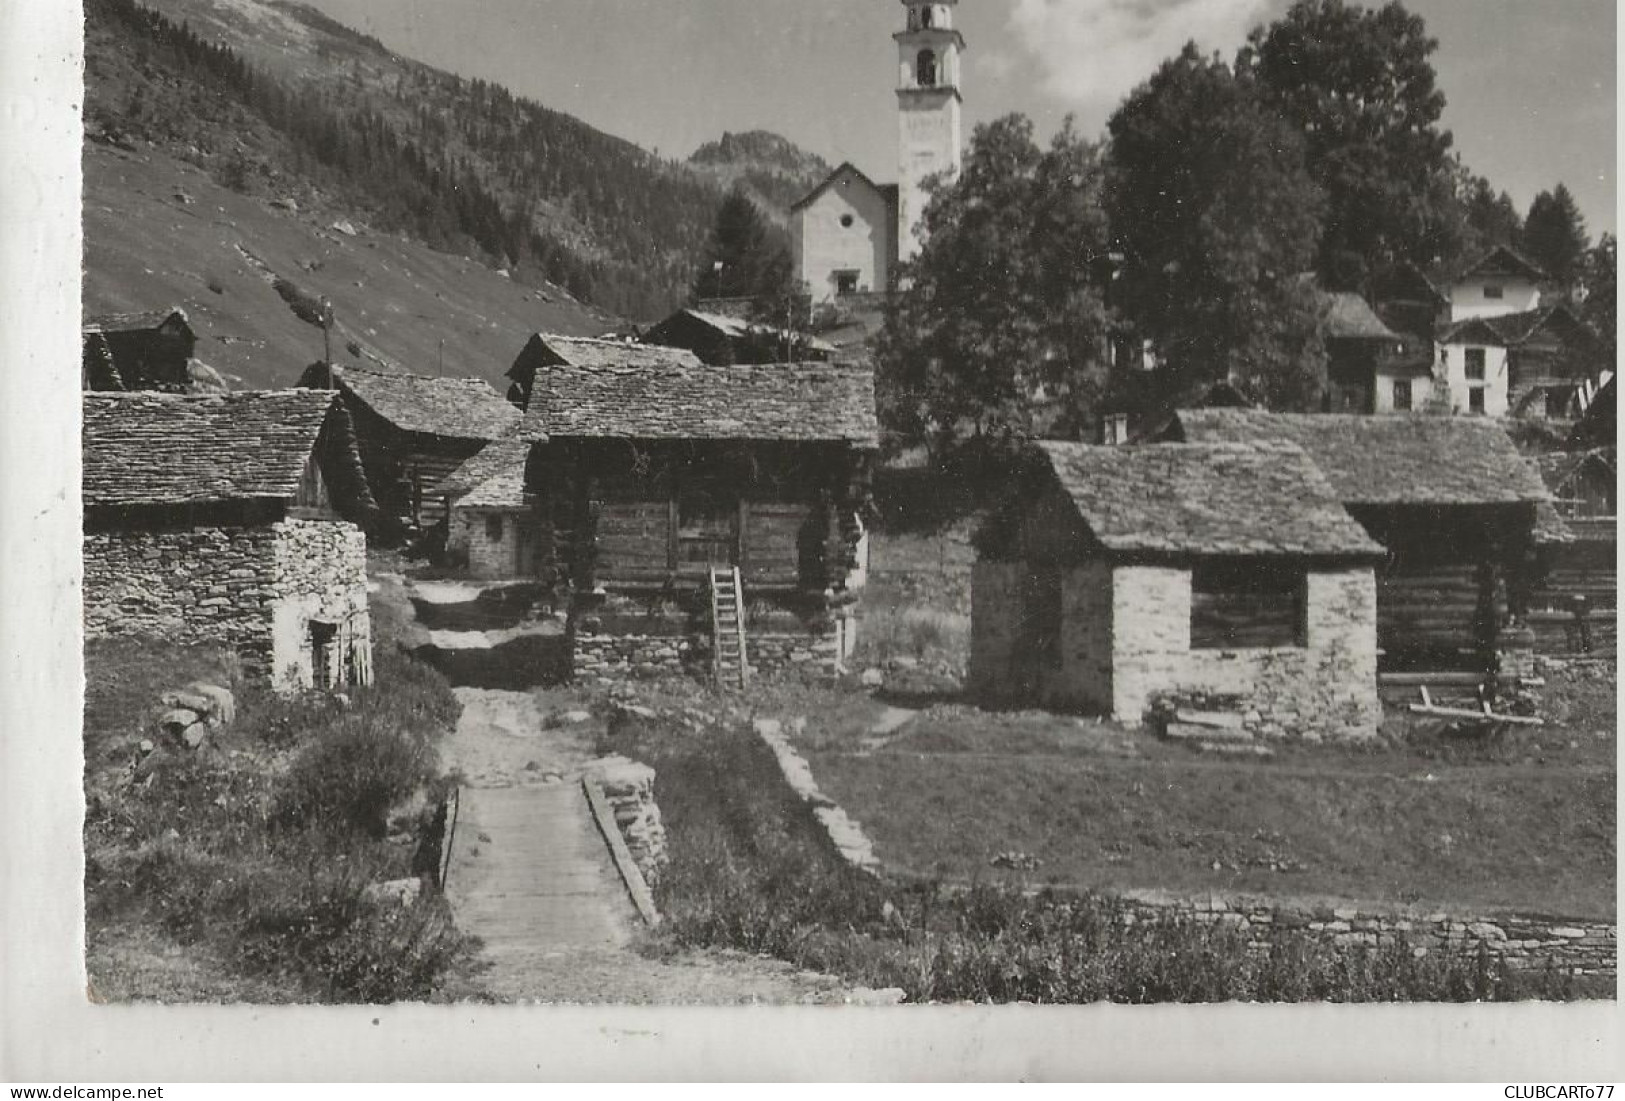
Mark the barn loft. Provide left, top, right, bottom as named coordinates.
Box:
left=971, top=440, right=1384, bottom=740
left=514, top=359, right=879, bottom=680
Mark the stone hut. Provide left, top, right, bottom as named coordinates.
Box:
left=434, top=432, right=539, bottom=580
left=1169, top=410, right=1553, bottom=674
left=515, top=360, right=878, bottom=679
left=970, top=441, right=1385, bottom=740
left=639, top=307, right=835, bottom=366
left=82, top=307, right=197, bottom=392
left=82, top=391, right=378, bottom=689
left=503, top=333, right=702, bottom=410
left=298, top=363, right=519, bottom=533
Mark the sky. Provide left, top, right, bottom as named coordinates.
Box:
left=297, top=0, right=1617, bottom=235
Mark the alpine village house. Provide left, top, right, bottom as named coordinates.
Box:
left=438, top=358, right=880, bottom=683
left=82, top=391, right=378, bottom=690
left=297, top=362, right=520, bottom=535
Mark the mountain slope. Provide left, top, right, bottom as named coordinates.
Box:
left=84, top=142, right=610, bottom=393
left=104, top=0, right=825, bottom=319
left=689, top=131, right=832, bottom=226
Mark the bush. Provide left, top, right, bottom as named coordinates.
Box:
left=275, top=713, right=439, bottom=837
left=85, top=634, right=472, bottom=1002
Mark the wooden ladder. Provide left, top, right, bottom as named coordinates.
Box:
left=709, top=565, right=751, bottom=690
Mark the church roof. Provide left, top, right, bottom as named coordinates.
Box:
left=791, top=162, right=896, bottom=213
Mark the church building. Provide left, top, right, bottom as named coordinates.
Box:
left=790, top=0, right=965, bottom=303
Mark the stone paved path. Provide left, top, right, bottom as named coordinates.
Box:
left=437, top=686, right=859, bottom=1004
left=446, top=784, right=634, bottom=983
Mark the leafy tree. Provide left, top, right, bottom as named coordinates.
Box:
left=1107, top=44, right=1328, bottom=411
left=876, top=114, right=1114, bottom=451
left=1523, top=184, right=1591, bottom=292
left=1580, top=233, right=1615, bottom=364
left=1242, top=0, right=1460, bottom=288
left=692, top=184, right=792, bottom=303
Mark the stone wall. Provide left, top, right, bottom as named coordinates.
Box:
left=85, top=525, right=279, bottom=665
left=573, top=632, right=692, bottom=682
left=1053, top=561, right=1113, bottom=711
left=586, top=755, right=667, bottom=884
left=968, top=561, right=1024, bottom=700
left=270, top=518, right=371, bottom=689
left=1111, top=893, right=1615, bottom=978
left=84, top=517, right=370, bottom=690
left=1111, top=565, right=1380, bottom=741
left=447, top=506, right=535, bottom=581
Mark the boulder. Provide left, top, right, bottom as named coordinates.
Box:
left=859, top=668, right=884, bottom=688
left=181, top=723, right=210, bottom=750
left=183, top=682, right=237, bottom=726
left=157, top=708, right=201, bottom=738
left=362, top=878, right=422, bottom=908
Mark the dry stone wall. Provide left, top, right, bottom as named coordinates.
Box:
left=1112, top=893, right=1615, bottom=978
left=84, top=517, right=370, bottom=689
left=586, top=755, right=667, bottom=884
left=84, top=525, right=279, bottom=667
left=1112, top=566, right=1380, bottom=741
left=270, top=518, right=371, bottom=688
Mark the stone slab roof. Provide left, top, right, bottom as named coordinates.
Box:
left=82, top=307, right=192, bottom=335
left=1173, top=409, right=1551, bottom=507
left=664, top=308, right=839, bottom=354
left=519, top=362, right=879, bottom=446
left=433, top=432, right=531, bottom=509
left=83, top=390, right=336, bottom=506
left=1037, top=441, right=1383, bottom=560
left=1322, top=291, right=1399, bottom=341
left=516, top=333, right=703, bottom=372
left=315, top=364, right=520, bottom=441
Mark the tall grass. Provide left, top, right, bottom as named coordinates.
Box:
left=603, top=708, right=1595, bottom=1003
left=85, top=639, right=476, bottom=1003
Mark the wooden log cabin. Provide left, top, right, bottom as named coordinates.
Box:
left=1529, top=447, right=1616, bottom=657
left=298, top=363, right=519, bottom=536
left=1170, top=410, right=1552, bottom=674
left=82, top=307, right=198, bottom=392
left=507, top=360, right=879, bottom=680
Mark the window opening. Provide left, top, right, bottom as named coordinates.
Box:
left=834, top=270, right=860, bottom=295
left=1464, top=348, right=1487, bottom=380
left=1190, top=561, right=1306, bottom=649
left=1393, top=379, right=1412, bottom=411
left=1484, top=284, right=1504, bottom=300
left=1468, top=387, right=1487, bottom=414
left=486, top=514, right=504, bottom=542
left=917, top=49, right=938, bottom=87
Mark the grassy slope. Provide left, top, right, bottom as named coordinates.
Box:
left=83, top=143, right=609, bottom=392
left=800, top=673, right=1616, bottom=920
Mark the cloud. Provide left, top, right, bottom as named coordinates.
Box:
left=1006, top=0, right=1277, bottom=109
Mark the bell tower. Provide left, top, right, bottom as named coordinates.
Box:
left=896, top=0, right=964, bottom=263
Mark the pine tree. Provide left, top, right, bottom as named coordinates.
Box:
left=1523, top=184, right=1591, bottom=292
